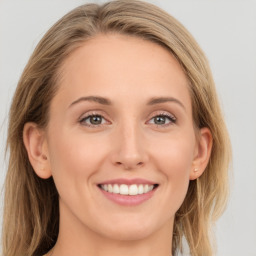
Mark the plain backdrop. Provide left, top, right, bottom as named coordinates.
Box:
left=0, top=0, right=256, bottom=255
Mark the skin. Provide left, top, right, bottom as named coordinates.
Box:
left=23, top=34, right=212, bottom=256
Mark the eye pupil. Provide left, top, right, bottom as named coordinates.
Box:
left=154, top=116, right=166, bottom=124
left=90, top=115, right=102, bottom=124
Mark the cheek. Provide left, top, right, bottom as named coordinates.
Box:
left=46, top=130, right=112, bottom=217
left=46, top=128, right=110, bottom=197
left=151, top=133, right=195, bottom=209
left=152, top=131, right=195, bottom=173
left=48, top=131, right=108, bottom=177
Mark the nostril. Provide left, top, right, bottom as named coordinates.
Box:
left=114, top=160, right=145, bottom=170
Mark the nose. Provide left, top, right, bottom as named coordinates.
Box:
left=111, top=123, right=148, bottom=170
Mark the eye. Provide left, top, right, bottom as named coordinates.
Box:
left=80, top=114, right=108, bottom=127
left=148, top=113, right=176, bottom=126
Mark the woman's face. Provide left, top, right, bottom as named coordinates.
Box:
left=43, top=34, right=204, bottom=240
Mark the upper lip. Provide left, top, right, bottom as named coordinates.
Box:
left=98, top=178, right=157, bottom=185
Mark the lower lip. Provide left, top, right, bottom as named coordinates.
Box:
left=99, top=187, right=157, bottom=206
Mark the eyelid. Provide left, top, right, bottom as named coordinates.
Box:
left=79, top=109, right=109, bottom=120
left=148, top=110, right=176, bottom=120
left=78, top=110, right=111, bottom=127
left=146, top=111, right=177, bottom=126
left=77, top=110, right=176, bottom=128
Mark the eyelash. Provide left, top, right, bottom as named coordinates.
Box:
left=147, top=112, right=177, bottom=127
left=79, top=112, right=109, bottom=128
left=79, top=112, right=176, bottom=128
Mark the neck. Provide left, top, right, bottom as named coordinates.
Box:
left=53, top=202, right=174, bottom=256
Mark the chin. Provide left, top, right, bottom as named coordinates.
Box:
left=103, top=228, right=153, bottom=241
left=95, top=217, right=161, bottom=241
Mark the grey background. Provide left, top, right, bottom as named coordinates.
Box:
left=0, top=0, right=256, bottom=255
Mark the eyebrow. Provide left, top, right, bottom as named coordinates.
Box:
left=69, top=95, right=185, bottom=109
left=69, top=96, right=111, bottom=108
left=147, top=97, right=185, bottom=109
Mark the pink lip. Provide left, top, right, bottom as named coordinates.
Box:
left=99, top=178, right=156, bottom=185
left=97, top=178, right=158, bottom=206
left=99, top=188, right=157, bottom=206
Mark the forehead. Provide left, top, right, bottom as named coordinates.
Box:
left=54, top=34, right=191, bottom=111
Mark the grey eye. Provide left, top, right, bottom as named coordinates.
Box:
left=89, top=115, right=102, bottom=125
left=80, top=115, right=107, bottom=126
left=153, top=116, right=167, bottom=125
left=148, top=114, right=175, bottom=126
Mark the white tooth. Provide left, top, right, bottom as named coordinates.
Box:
left=138, top=184, right=144, bottom=194
left=120, top=184, right=129, bottom=195
left=108, top=184, right=113, bottom=193
left=149, top=185, right=154, bottom=191
left=103, top=184, right=108, bottom=191
left=129, top=184, right=138, bottom=195
left=113, top=184, right=119, bottom=194
left=144, top=184, right=149, bottom=193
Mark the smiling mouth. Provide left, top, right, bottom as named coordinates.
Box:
left=98, top=184, right=159, bottom=196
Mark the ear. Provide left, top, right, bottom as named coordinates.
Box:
left=23, top=122, right=52, bottom=179
left=190, top=127, right=213, bottom=180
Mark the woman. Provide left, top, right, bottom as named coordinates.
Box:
left=2, top=1, right=231, bottom=256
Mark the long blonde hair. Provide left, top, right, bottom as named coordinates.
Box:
left=2, top=1, right=231, bottom=255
